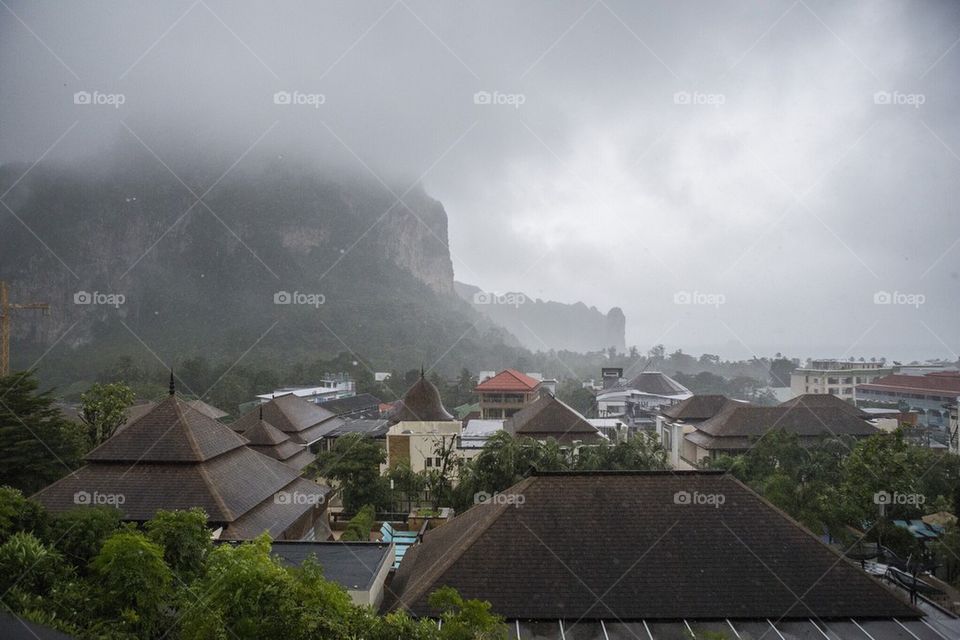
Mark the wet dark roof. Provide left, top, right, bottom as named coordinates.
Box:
left=269, top=541, right=393, bottom=591
left=391, top=376, right=455, bottom=423
left=695, top=402, right=878, bottom=439
left=324, top=418, right=390, bottom=439
left=779, top=393, right=870, bottom=418
left=241, top=418, right=314, bottom=470
left=389, top=472, right=919, bottom=620
left=503, top=394, right=603, bottom=443
left=0, top=611, right=75, bottom=639
left=232, top=395, right=343, bottom=444
left=86, top=395, right=245, bottom=463
left=601, top=371, right=691, bottom=397
left=661, top=394, right=743, bottom=420
left=318, top=393, right=382, bottom=416
left=32, top=394, right=330, bottom=537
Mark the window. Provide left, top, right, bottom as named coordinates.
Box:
left=425, top=457, right=433, bottom=468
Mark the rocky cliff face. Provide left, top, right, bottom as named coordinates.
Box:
left=0, top=157, right=464, bottom=376
left=454, top=281, right=626, bottom=353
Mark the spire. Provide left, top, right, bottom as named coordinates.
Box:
left=420, top=364, right=425, bottom=378
left=169, top=370, right=175, bottom=396
left=259, top=404, right=263, bottom=420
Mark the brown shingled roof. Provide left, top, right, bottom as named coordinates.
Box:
left=388, top=472, right=919, bottom=620
left=696, top=403, right=878, bottom=439
left=232, top=395, right=343, bottom=445
left=390, top=375, right=455, bottom=423
left=503, top=394, right=603, bottom=444
left=241, top=418, right=314, bottom=470
left=32, top=394, right=330, bottom=537
left=660, top=394, right=744, bottom=420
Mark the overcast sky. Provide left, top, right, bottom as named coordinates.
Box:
left=2, top=0, right=959, bottom=361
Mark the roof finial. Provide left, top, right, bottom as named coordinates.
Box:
left=259, top=403, right=263, bottom=420
left=420, top=364, right=425, bottom=378
left=169, top=370, right=175, bottom=396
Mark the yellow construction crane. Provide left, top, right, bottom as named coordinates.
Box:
left=0, top=281, right=50, bottom=376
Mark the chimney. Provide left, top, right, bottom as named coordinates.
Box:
left=601, top=367, right=623, bottom=390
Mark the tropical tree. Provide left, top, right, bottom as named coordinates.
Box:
left=79, top=382, right=135, bottom=448
left=144, top=508, right=211, bottom=583
left=0, top=370, right=86, bottom=493
left=311, top=433, right=389, bottom=513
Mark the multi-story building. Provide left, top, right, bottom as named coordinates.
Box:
left=856, top=371, right=960, bottom=430
left=475, top=369, right=541, bottom=419
left=256, top=375, right=356, bottom=405
left=595, top=370, right=692, bottom=428
left=789, top=359, right=893, bottom=400
left=385, top=374, right=461, bottom=473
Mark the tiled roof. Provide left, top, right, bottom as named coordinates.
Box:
left=318, top=393, right=382, bottom=416
left=779, top=393, right=869, bottom=417
left=323, top=419, right=390, bottom=439
left=390, top=376, right=455, bottom=423
left=503, top=395, right=603, bottom=443
left=600, top=371, right=691, bottom=397
left=86, top=395, right=246, bottom=463
left=660, top=395, right=743, bottom=420
left=475, top=369, right=541, bottom=392
left=695, top=402, right=878, bottom=439
left=388, top=472, right=919, bottom=620
left=221, top=476, right=331, bottom=540
left=858, top=373, right=960, bottom=395
left=232, top=395, right=343, bottom=445
left=32, top=393, right=330, bottom=538
left=267, top=541, right=393, bottom=591
left=241, top=418, right=314, bottom=470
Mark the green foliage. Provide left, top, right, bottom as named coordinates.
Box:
left=79, top=382, right=135, bottom=448
left=0, top=370, right=85, bottom=493
left=428, top=586, right=509, bottom=640
left=340, top=504, right=376, bottom=542
left=312, top=432, right=390, bottom=513
left=89, top=530, right=172, bottom=636
left=0, top=485, right=49, bottom=543
left=179, top=535, right=354, bottom=640
left=0, top=532, right=67, bottom=596
left=49, top=506, right=122, bottom=567
left=575, top=432, right=669, bottom=471
left=144, top=508, right=211, bottom=582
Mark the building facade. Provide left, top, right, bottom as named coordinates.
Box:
left=789, top=359, right=893, bottom=400
left=475, top=369, right=541, bottom=419
left=856, top=372, right=960, bottom=430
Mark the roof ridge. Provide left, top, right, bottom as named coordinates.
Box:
left=172, top=395, right=204, bottom=460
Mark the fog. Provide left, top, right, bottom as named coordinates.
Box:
left=2, top=0, right=959, bottom=361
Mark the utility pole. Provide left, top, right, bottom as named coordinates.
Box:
left=0, top=281, right=50, bottom=376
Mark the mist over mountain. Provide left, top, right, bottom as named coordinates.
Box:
left=0, top=151, right=528, bottom=384
left=454, top=281, right=625, bottom=353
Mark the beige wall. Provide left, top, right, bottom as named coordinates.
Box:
left=386, top=421, right=462, bottom=473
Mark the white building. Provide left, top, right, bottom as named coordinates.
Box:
left=257, top=378, right=355, bottom=405
left=789, top=359, right=892, bottom=400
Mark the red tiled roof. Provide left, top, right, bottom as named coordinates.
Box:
left=475, top=369, right=540, bottom=392
left=858, top=373, right=960, bottom=395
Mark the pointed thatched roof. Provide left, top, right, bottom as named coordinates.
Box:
left=390, top=375, right=454, bottom=423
